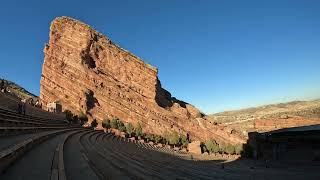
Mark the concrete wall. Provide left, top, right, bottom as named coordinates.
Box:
left=249, top=131, right=320, bottom=163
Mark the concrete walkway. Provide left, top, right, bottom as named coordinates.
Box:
left=0, top=132, right=68, bottom=180
left=64, top=131, right=99, bottom=180
left=0, top=133, right=35, bottom=150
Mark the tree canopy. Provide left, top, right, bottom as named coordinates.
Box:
left=78, top=112, right=88, bottom=124
left=110, top=118, right=118, bottom=129
left=117, top=120, right=126, bottom=132
left=205, top=140, right=219, bottom=154
left=102, top=119, right=111, bottom=129
left=126, top=122, right=134, bottom=136
left=91, top=119, right=98, bottom=128
left=168, top=131, right=179, bottom=145
left=135, top=123, right=143, bottom=137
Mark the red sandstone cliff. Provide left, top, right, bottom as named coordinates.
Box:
left=40, top=16, right=245, bottom=144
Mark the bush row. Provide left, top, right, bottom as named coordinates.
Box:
left=64, top=110, right=88, bottom=125
left=64, top=111, right=242, bottom=154
left=201, top=140, right=243, bottom=155
left=102, top=118, right=190, bottom=148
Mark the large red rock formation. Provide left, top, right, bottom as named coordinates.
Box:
left=40, top=16, right=245, bottom=144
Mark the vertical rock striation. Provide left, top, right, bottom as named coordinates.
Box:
left=40, top=16, right=245, bottom=144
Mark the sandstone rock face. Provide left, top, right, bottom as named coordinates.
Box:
left=188, top=141, right=202, bottom=155
left=254, top=118, right=320, bottom=132
left=40, top=16, right=245, bottom=144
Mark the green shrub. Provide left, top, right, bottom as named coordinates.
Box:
left=154, top=135, right=162, bottom=144
left=235, top=144, right=243, bottom=155
left=117, top=121, right=126, bottom=132
left=141, top=133, right=146, bottom=139
left=102, top=119, right=111, bottom=129
left=205, top=140, right=219, bottom=154
left=163, top=130, right=170, bottom=143
left=91, top=119, right=98, bottom=128
left=79, top=112, right=88, bottom=124
left=162, top=138, right=168, bottom=145
left=200, top=142, right=207, bottom=153
left=149, top=134, right=155, bottom=142
left=219, top=143, right=226, bottom=153
left=64, top=110, right=73, bottom=122
left=180, top=134, right=189, bottom=148
left=224, top=144, right=235, bottom=154
left=110, top=118, right=118, bottom=129
left=126, top=122, right=134, bottom=136
left=168, top=131, right=179, bottom=146
left=135, top=123, right=143, bottom=137
left=72, top=115, right=78, bottom=124
left=145, top=134, right=152, bottom=142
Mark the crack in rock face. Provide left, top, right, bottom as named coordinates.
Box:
left=81, top=51, right=96, bottom=69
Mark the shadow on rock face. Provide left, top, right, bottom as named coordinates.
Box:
left=81, top=52, right=96, bottom=69
left=155, top=78, right=188, bottom=109
left=85, top=89, right=99, bottom=111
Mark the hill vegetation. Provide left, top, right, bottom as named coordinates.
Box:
left=208, top=99, right=320, bottom=134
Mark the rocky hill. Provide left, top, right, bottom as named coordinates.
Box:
left=39, top=16, right=245, bottom=144
left=0, top=79, right=38, bottom=101
left=208, top=99, right=320, bottom=135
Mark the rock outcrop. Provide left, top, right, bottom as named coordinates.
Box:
left=209, top=100, right=320, bottom=135
left=40, top=16, right=245, bottom=144
left=254, top=118, right=320, bottom=132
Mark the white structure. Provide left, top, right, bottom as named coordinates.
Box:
left=47, top=102, right=62, bottom=113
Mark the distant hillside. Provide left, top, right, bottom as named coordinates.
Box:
left=207, top=99, right=320, bottom=135
left=1, top=79, right=38, bottom=101
left=211, top=100, right=320, bottom=121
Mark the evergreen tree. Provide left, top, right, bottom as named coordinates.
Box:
left=78, top=112, right=88, bottom=125
left=64, top=110, right=73, bottom=123
left=102, top=119, right=111, bottom=129
left=205, top=140, right=219, bottom=154
left=163, top=130, right=170, bottom=144
left=126, top=122, right=134, bottom=137
left=145, top=134, right=152, bottom=142
left=135, top=123, right=143, bottom=137
left=225, top=144, right=235, bottom=154
left=200, top=142, right=207, bottom=153
left=91, top=119, right=98, bottom=128
left=169, top=131, right=179, bottom=146
left=117, top=120, right=126, bottom=132
left=72, top=115, right=78, bottom=124
left=110, top=118, right=118, bottom=129
left=180, top=134, right=189, bottom=148
left=154, top=135, right=162, bottom=144
left=235, top=144, right=243, bottom=155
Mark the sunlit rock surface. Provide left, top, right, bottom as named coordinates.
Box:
left=40, top=16, right=245, bottom=144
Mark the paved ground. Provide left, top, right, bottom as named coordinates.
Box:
left=0, top=133, right=35, bottom=150
left=1, top=130, right=320, bottom=180
left=64, top=131, right=99, bottom=180
left=0, top=132, right=68, bottom=180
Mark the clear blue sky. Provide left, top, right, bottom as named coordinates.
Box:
left=0, top=0, right=319, bottom=114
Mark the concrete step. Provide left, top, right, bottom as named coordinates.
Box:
left=79, top=131, right=132, bottom=180
left=0, top=130, right=80, bottom=180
